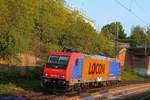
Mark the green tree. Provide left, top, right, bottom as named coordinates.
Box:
left=59, top=11, right=98, bottom=54
left=101, top=22, right=126, bottom=39
left=130, top=25, right=146, bottom=47
left=98, top=22, right=126, bottom=57
left=0, top=0, right=102, bottom=61
left=146, top=26, right=150, bottom=45
left=97, top=33, right=115, bottom=57
left=0, top=0, right=35, bottom=59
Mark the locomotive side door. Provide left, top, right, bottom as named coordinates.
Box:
left=72, top=58, right=83, bottom=82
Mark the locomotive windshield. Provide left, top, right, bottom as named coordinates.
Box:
left=46, top=56, right=70, bottom=69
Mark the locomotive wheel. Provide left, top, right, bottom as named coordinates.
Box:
left=78, top=87, right=82, bottom=93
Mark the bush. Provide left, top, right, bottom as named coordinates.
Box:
left=121, top=66, right=144, bottom=80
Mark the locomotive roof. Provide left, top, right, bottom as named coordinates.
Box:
left=48, top=52, right=83, bottom=56
left=48, top=52, right=117, bottom=61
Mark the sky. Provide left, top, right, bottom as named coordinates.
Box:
left=65, top=0, right=150, bottom=36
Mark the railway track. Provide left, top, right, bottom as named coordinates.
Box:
left=82, top=80, right=150, bottom=94
left=69, top=80, right=150, bottom=100
left=2, top=80, right=150, bottom=100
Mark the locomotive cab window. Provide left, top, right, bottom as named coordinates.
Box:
left=47, top=56, right=70, bottom=69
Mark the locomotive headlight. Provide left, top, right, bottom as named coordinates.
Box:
left=61, top=81, right=66, bottom=84
left=58, top=80, right=66, bottom=85
left=45, top=73, right=48, bottom=77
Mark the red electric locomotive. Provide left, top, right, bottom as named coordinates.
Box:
left=41, top=52, right=121, bottom=91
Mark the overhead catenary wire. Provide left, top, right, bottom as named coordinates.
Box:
left=114, top=0, right=148, bottom=25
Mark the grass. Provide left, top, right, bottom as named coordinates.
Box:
left=0, top=83, right=19, bottom=95
left=0, top=65, right=43, bottom=96
left=121, top=66, right=144, bottom=80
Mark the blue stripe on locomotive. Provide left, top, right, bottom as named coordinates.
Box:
left=109, top=60, right=121, bottom=77
left=72, top=58, right=83, bottom=80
